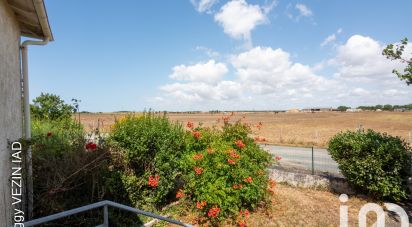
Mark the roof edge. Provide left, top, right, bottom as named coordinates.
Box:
left=32, top=0, right=53, bottom=41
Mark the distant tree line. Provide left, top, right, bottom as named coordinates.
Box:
left=357, top=104, right=412, bottom=111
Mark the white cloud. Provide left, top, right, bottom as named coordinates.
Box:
left=321, top=28, right=342, bottom=47
left=169, top=60, right=228, bottom=84
left=295, top=3, right=312, bottom=17
left=335, top=35, right=399, bottom=80
left=152, top=35, right=412, bottom=111
left=320, top=34, right=336, bottom=47
left=214, top=0, right=271, bottom=48
left=195, top=46, right=220, bottom=58
left=191, top=0, right=219, bottom=13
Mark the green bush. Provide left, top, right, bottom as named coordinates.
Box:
left=31, top=118, right=110, bottom=224
left=109, top=113, right=187, bottom=210
left=328, top=129, right=412, bottom=201
left=180, top=119, right=273, bottom=224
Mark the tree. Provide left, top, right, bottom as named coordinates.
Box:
left=31, top=93, right=75, bottom=120
left=337, top=106, right=350, bottom=112
left=382, top=37, right=412, bottom=85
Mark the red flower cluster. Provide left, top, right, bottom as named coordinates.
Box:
left=192, top=131, right=201, bottom=139
left=47, top=132, right=53, bottom=137
left=85, top=142, right=97, bottom=150
left=235, top=140, right=245, bottom=149
left=207, top=207, right=220, bottom=218
left=268, top=179, right=276, bottom=189
left=232, top=184, right=243, bottom=189
left=275, top=156, right=282, bottom=161
left=194, top=166, right=203, bottom=175
left=187, top=121, right=194, bottom=129
left=196, top=201, right=207, bottom=209
left=238, top=219, right=247, bottom=227
left=207, top=148, right=214, bottom=154
left=238, top=209, right=250, bottom=227
left=254, top=136, right=267, bottom=142
left=239, top=209, right=250, bottom=217
left=244, top=176, right=253, bottom=183
left=229, top=151, right=240, bottom=159
left=227, top=159, right=236, bottom=165
left=176, top=189, right=184, bottom=199
left=148, top=175, right=160, bottom=188
left=193, top=153, right=204, bottom=161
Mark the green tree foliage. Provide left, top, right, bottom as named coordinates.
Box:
left=328, top=130, right=412, bottom=201
left=382, top=37, right=412, bottom=85
left=31, top=93, right=75, bottom=120
left=357, top=104, right=412, bottom=111
left=109, top=113, right=187, bottom=210
left=337, top=106, right=350, bottom=112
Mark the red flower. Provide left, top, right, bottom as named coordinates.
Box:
left=85, top=142, right=97, bottom=150
left=194, top=167, right=203, bottom=175
left=232, top=184, right=243, bottom=189
left=196, top=201, right=207, bottom=209
left=227, top=159, right=236, bottom=165
left=235, top=140, right=245, bottom=149
left=207, top=207, right=221, bottom=218
left=267, top=188, right=275, bottom=195
left=268, top=179, right=276, bottom=189
left=176, top=189, right=184, bottom=199
left=187, top=121, right=194, bottom=129
left=238, top=219, right=247, bottom=227
left=254, top=136, right=267, bottom=142
left=47, top=132, right=53, bottom=137
left=148, top=175, right=160, bottom=188
left=193, top=153, right=204, bottom=161
left=275, top=156, right=282, bottom=161
left=192, top=131, right=201, bottom=139
left=244, top=176, right=253, bottom=183
left=230, top=151, right=240, bottom=159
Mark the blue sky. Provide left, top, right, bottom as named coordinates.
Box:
left=29, top=0, right=412, bottom=112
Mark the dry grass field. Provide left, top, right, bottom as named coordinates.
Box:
left=78, top=111, right=412, bottom=148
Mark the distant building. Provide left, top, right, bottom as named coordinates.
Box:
left=301, top=107, right=333, bottom=112
left=346, top=108, right=362, bottom=112
left=394, top=108, right=409, bottom=112
left=287, top=109, right=300, bottom=113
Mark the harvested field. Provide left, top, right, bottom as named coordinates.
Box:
left=78, top=111, right=412, bottom=148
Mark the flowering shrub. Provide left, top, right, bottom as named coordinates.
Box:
left=30, top=118, right=110, bottom=221
left=109, top=112, right=187, bottom=209
left=180, top=118, right=273, bottom=224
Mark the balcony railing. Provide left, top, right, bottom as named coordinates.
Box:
left=22, top=200, right=194, bottom=227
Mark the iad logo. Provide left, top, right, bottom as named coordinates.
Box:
left=339, top=194, right=409, bottom=227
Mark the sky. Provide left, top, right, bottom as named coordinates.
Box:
left=28, top=0, right=412, bottom=112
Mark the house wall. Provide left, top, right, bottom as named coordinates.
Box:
left=0, top=0, right=23, bottom=225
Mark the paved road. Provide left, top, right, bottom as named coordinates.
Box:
left=260, top=144, right=340, bottom=175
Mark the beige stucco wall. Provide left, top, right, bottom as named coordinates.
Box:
left=0, top=0, right=23, bottom=225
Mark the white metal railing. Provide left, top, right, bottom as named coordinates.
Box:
left=22, top=200, right=194, bottom=227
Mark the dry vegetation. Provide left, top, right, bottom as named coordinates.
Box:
left=163, top=184, right=388, bottom=226
left=78, top=111, right=412, bottom=148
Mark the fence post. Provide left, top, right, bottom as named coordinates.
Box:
left=311, top=146, right=314, bottom=175
left=103, top=205, right=109, bottom=227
